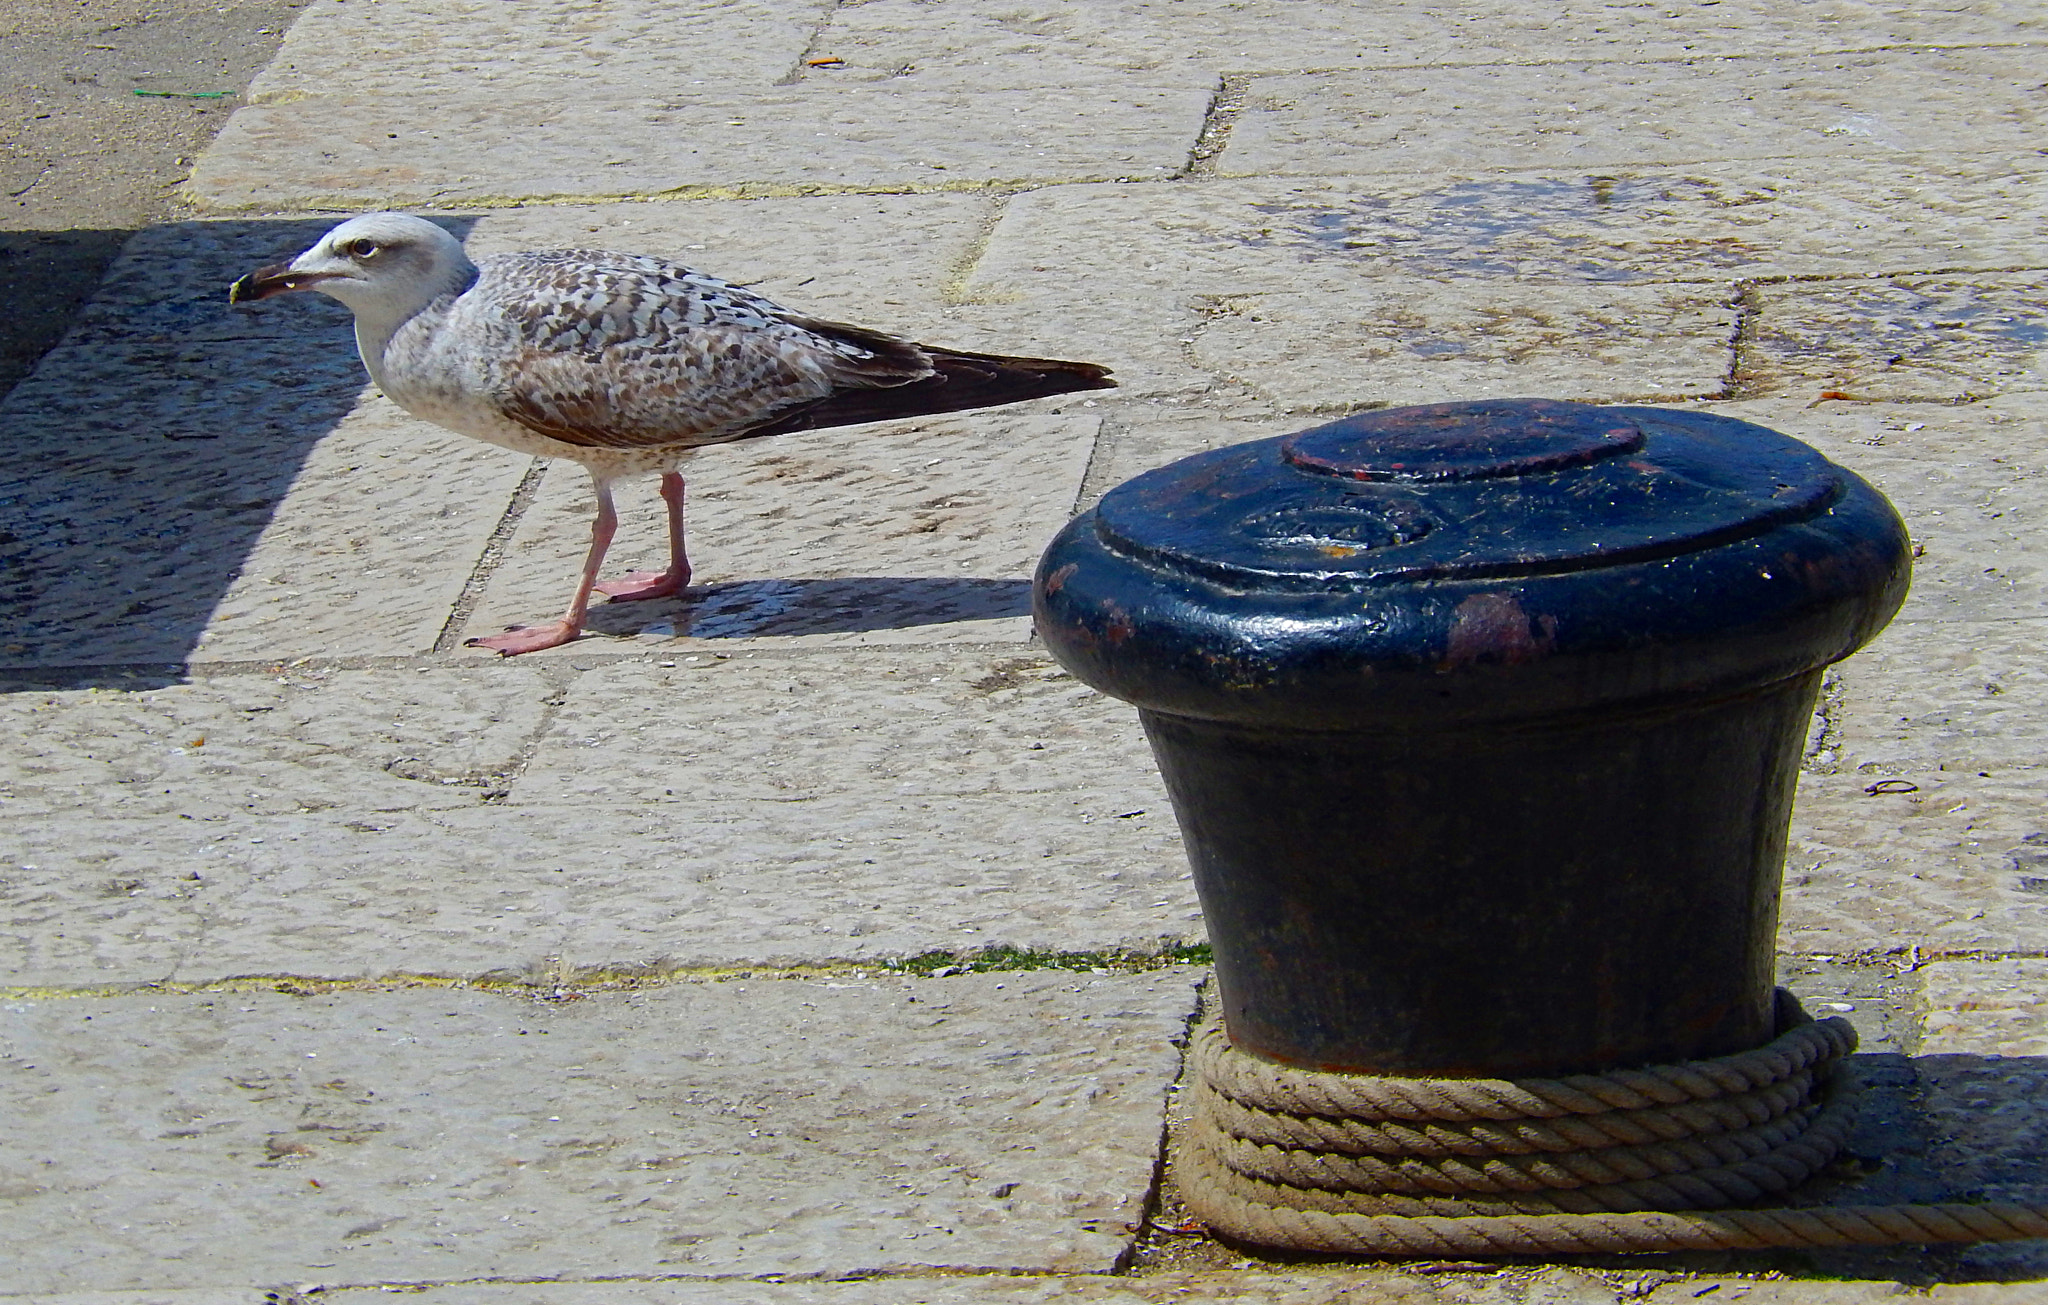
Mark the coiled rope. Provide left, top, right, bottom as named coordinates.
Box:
left=1181, top=991, right=2048, bottom=1254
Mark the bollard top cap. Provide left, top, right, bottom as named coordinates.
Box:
left=1034, top=399, right=1912, bottom=729
left=1093, top=398, right=1841, bottom=593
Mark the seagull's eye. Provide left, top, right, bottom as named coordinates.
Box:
left=346, top=238, right=381, bottom=258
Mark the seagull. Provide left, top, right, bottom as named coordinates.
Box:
left=229, top=212, right=1114, bottom=654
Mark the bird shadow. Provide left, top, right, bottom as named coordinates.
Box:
left=574, top=575, right=1034, bottom=641
left=0, top=215, right=478, bottom=691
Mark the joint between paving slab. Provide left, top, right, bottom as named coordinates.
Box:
left=1181, top=76, right=1245, bottom=180
left=1714, top=280, right=1764, bottom=401
left=1114, top=979, right=1209, bottom=1276
left=940, top=191, right=1025, bottom=306
left=1071, top=410, right=1132, bottom=515
left=775, top=0, right=854, bottom=87
left=433, top=456, right=550, bottom=653
left=198, top=175, right=1173, bottom=215
left=0, top=945, right=1219, bottom=1003
left=1213, top=39, right=2048, bottom=79
left=265, top=1264, right=1166, bottom=1297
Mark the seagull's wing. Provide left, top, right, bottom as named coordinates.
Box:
left=473, top=250, right=934, bottom=451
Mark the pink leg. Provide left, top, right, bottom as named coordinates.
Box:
left=594, top=472, right=692, bottom=601
left=466, top=476, right=621, bottom=655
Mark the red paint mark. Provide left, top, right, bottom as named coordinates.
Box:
left=1443, top=592, right=1556, bottom=668
left=1044, top=562, right=1078, bottom=594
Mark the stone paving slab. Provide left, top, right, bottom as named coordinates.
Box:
left=510, top=652, right=1154, bottom=807
left=243, top=0, right=823, bottom=103
left=191, top=401, right=529, bottom=663
left=1921, top=958, right=2048, bottom=1055
left=968, top=159, right=2048, bottom=295
left=186, top=84, right=1210, bottom=210
left=0, top=664, right=550, bottom=820
left=0, top=651, right=1194, bottom=988
left=0, top=971, right=1197, bottom=1292
left=813, top=0, right=2047, bottom=84
left=1745, top=273, right=2048, bottom=404
left=1912, top=962, right=2048, bottom=1278
left=1782, top=766, right=2048, bottom=957
left=1826, top=618, right=2048, bottom=776
left=61, top=216, right=370, bottom=347
left=1222, top=48, right=2048, bottom=176
left=457, top=411, right=1098, bottom=653
left=1189, top=283, right=1736, bottom=409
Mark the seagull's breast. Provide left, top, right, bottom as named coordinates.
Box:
left=368, top=301, right=573, bottom=458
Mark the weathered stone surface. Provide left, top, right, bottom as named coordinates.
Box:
left=0, top=651, right=1194, bottom=989
left=1919, top=959, right=2048, bottom=1056
left=1929, top=1284, right=2048, bottom=1302
left=1782, top=767, right=2048, bottom=958
left=456, top=412, right=1099, bottom=653
left=1914, top=963, right=2048, bottom=1253
left=970, top=160, right=2048, bottom=297
left=1223, top=50, right=2048, bottom=176
left=813, top=0, right=2046, bottom=83
left=0, top=664, right=550, bottom=820
left=0, top=335, right=369, bottom=669
left=959, top=162, right=2048, bottom=402
left=1188, top=283, right=1735, bottom=408
left=1824, top=617, right=2048, bottom=775
left=188, top=399, right=530, bottom=662
left=244, top=0, right=821, bottom=103
left=61, top=215, right=371, bottom=346
left=513, top=652, right=1152, bottom=806
left=0, top=972, right=1197, bottom=1291
left=1643, top=1284, right=1918, bottom=1304
left=1745, top=274, right=2048, bottom=404
left=187, top=84, right=1209, bottom=210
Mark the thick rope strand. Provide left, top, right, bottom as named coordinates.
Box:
left=1180, top=992, right=2048, bottom=1254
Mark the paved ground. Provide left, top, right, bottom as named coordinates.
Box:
left=3, top=2, right=2047, bottom=1301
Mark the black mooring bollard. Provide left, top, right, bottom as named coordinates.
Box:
left=1034, top=399, right=1910, bottom=1079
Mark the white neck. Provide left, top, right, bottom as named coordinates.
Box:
left=332, top=256, right=478, bottom=384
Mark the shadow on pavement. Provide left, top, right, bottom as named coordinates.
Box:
left=0, top=215, right=477, bottom=689
left=572, top=575, right=1036, bottom=641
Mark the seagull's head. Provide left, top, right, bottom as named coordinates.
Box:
left=229, top=212, right=476, bottom=317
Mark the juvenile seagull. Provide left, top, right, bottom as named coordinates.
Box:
left=229, top=212, right=1114, bottom=654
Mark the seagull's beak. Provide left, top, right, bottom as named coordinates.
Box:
left=227, top=262, right=348, bottom=304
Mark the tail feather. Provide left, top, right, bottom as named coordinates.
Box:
left=738, top=346, right=1114, bottom=441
